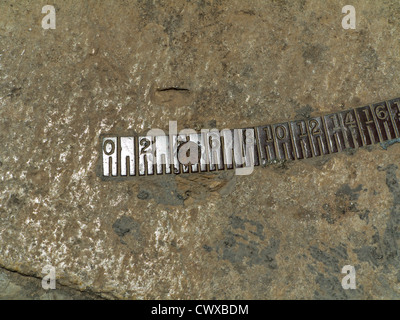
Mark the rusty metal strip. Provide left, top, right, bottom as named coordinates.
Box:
left=101, top=97, right=400, bottom=178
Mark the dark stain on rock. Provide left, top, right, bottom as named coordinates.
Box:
left=294, top=208, right=318, bottom=221
left=302, top=43, right=327, bottom=65
left=206, top=119, right=217, bottom=128
left=217, top=215, right=279, bottom=269
left=353, top=230, right=384, bottom=268
left=295, top=104, right=314, bottom=120
left=322, top=203, right=335, bottom=224
left=349, top=165, right=400, bottom=298
left=112, top=216, right=141, bottom=239
left=361, top=46, right=380, bottom=72
left=138, top=175, right=184, bottom=206
left=6, top=86, right=22, bottom=99
left=229, top=215, right=265, bottom=240
left=7, top=194, right=24, bottom=207
left=336, top=184, right=363, bottom=202
left=344, top=148, right=357, bottom=156
left=322, top=184, right=364, bottom=224
left=309, top=244, right=348, bottom=273
left=112, top=216, right=146, bottom=254
left=358, top=210, right=370, bottom=224
left=137, top=190, right=150, bottom=200
left=334, top=184, right=362, bottom=214
left=241, top=65, right=254, bottom=78
left=379, top=165, right=400, bottom=268
left=220, top=236, right=279, bottom=269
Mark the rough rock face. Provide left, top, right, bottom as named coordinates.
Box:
left=1, top=0, right=400, bottom=299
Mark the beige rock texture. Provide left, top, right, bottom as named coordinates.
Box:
left=1, top=0, right=400, bottom=299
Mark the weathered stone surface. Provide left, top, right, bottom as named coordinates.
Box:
left=1, top=0, right=400, bottom=299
